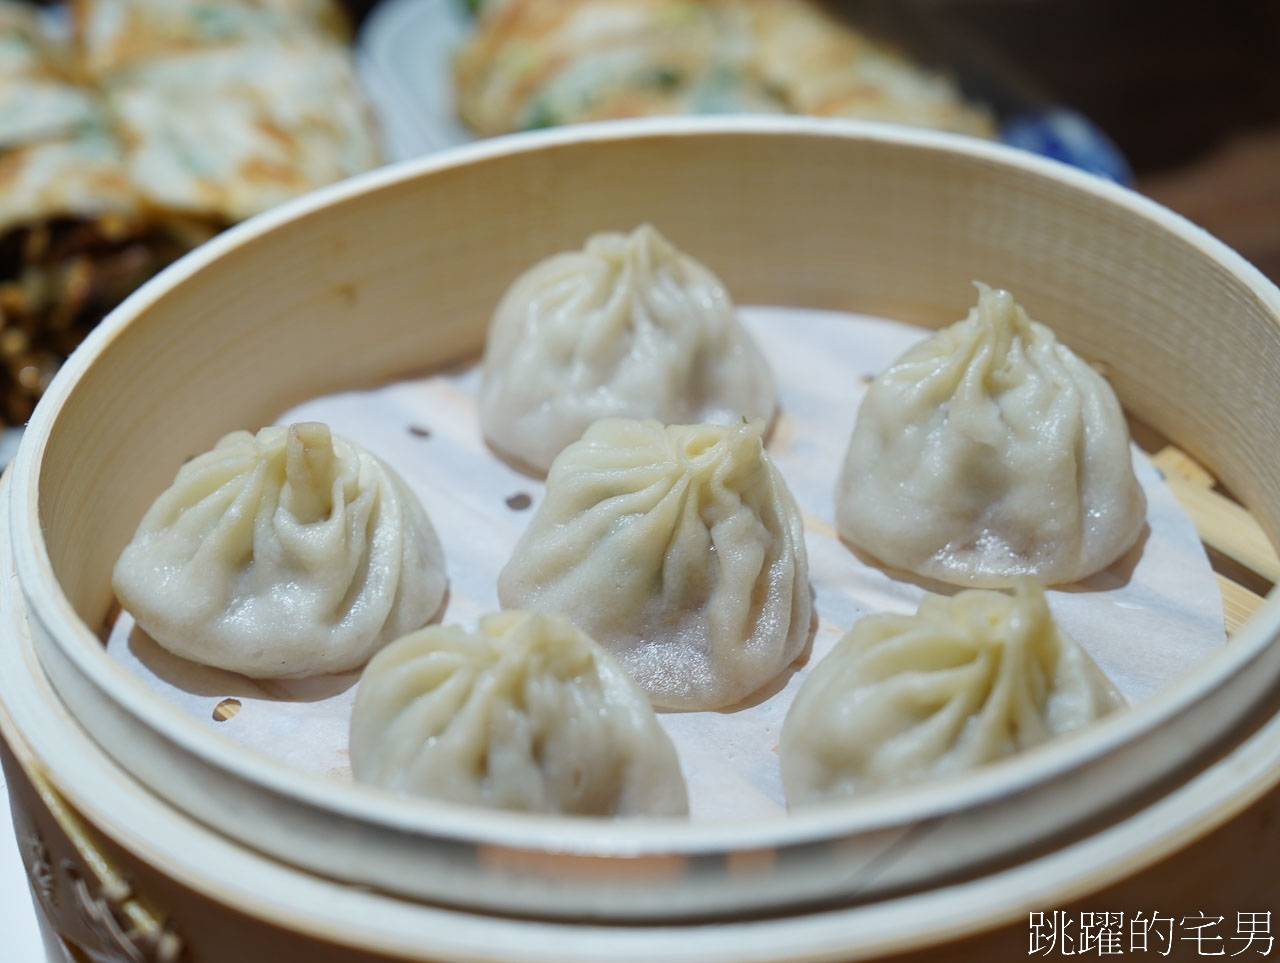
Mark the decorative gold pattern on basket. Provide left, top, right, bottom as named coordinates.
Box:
left=27, top=767, right=184, bottom=963
left=65, top=860, right=182, bottom=963
left=26, top=832, right=56, bottom=904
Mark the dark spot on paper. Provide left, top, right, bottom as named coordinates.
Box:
left=506, top=492, right=532, bottom=511
left=408, top=425, right=431, bottom=439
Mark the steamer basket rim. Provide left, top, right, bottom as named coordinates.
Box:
left=8, top=116, right=1280, bottom=855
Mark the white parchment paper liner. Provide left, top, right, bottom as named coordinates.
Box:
left=107, top=307, right=1225, bottom=821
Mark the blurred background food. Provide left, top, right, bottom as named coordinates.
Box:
left=2, top=0, right=1278, bottom=434
left=452, top=0, right=996, bottom=138
left=0, top=0, right=381, bottom=428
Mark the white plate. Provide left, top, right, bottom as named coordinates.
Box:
left=356, top=0, right=475, bottom=161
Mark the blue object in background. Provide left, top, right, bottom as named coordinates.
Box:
left=1002, top=108, right=1134, bottom=185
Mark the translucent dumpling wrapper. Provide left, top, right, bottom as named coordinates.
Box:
left=349, top=611, right=689, bottom=817
left=479, top=224, right=777, bottom=474
left=113, top=422, right=447, bottom=678
left=835, top=283, right=1146, bottom=587
left=781, top=581, right=1124, bottom=805
left=498, top=418, right=811, bottom=710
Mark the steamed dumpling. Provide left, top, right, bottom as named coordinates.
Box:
left=781, top=581, right=1123, bottom=805
left=498, top=418, right=811, bottom=710
left=479, top=224, right=777, bottom=474
left=835, top=283, right=1146, bottom=587
left=349, top=611, right=689, bottom=817
left=113, top=422, right=446, bottom=678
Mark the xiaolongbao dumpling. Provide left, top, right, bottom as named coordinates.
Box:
left=835, top=283, right=1146, bottom=587
left=498, top=418, right=811, bottom=710
left=781, top=581, right=1123, bottom=805
left=113, top=422, right=447, bottom=678
left=479, top=224, right=777, bottom=474
left=349, top=611, right=689, bottom=817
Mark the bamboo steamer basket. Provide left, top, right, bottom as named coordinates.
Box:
left=4, top=117, right=1280, bottom=961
